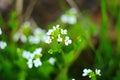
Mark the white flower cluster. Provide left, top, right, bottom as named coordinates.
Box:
left=22, top=48, right=42, bottom=68
left=0, top=28, right=7, bottom=49
left=45, top=24, right=72, bottom=46
left=82, top=68, right=101, bottom=78
left=28, top=27, right=46, bottom=44
left=60, top=8, right=77, bottom=24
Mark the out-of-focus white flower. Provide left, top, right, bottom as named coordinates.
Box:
left=49, top=57, right=55, bottom=65
left=33, top=58, right=42, bottom=67
left=28, top=36, right=40, bottom=44
left=82, top=68, right=92, bottom=77
left=0, top=28, right=2, bottom=35
left=61, top=29, right=67, bottom=34
left=57, top=34, right=63, bottom=42
left=0, top=41, right=7, bottom=49
left=64, top=36, right=72, bottom=46
left=69, top=8, right=77, bottom=14
left=33, top=28, right=45, bottom=36
left=22, top=21, right=31, bottom=28
left=60, top=8, right=77, bottom=24
left=13, top=32, right=20, bottom=42
left=22, top=50, right=34, bottom=60
left=72, top=78, right=75, bottom=80
left=95, top=69, right=101, bottom=76
left=20, top=34, right=27, bottom=43
left=68, top=16, right=77, bottom=24
left=45, top=36, right=52, bottom=44
left=61, top=15, right=69, bottom=23
left=61, top=15, right=77, bottom=24
left=33, top=48, right=42, bottom=56
left=27, top=59, right=33, bottom=69
left=13, top=32, right=27, bottom=43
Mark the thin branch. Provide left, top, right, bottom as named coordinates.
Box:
left=24, top=0, right=38, bottom=21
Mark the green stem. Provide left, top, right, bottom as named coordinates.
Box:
left=91, top=75, right=96, bottom=80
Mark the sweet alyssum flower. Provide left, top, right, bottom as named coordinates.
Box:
left=45, top=24, right=72, bottom=46
left=22, top=47, right=43, bottom=68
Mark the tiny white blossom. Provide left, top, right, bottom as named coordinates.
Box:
left=0, top=28, right=2, bottom=35
left=33, top=48, right=42, bottom=56
left=22, top=50, right=34, bottom=60
left=33, top=58, right=42, bottom=67
left=61, top=29, right=67, bottom=34
left=20, top=35, right=27, bottom=43
left=46, top=29, right=54, bottom=35
left=27, top=59, right=33, bottom=69
left=57, top=34, right=63, bottom=42
left=49, top=57, right=55, bottom=65
left=56, top=24, right=60, bottom=28
left=45, top=36, right=52, bottom=44
left=64, top=36, right=72, bottom=46
left=0, top=41, right=7, bottom=49
left=68, top=16, right=77, bottom=24
left=72, top=78, right=75, bottom=80
left=61, top=14, right=68, bottom=23
left=82, top=68, right=92, bottom=77
left=95, top=69, right=101, bottom=76
left=28, top=36, right=40, bottom=44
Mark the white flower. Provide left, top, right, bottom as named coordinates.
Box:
left=22, top=50, right=34, bottom=60
left=33, top=48, right=42, bottom=56
left=33, top=58, right=42, bottom=67
left=0, top=41, right=7, bottom=49
left=82, top=68, right=92, bottom=77
left=68, top=16, right=77, bottom=24
left=49, top=57, right=55, bottom=65
left=13, top=32, right=20, bottom=42
left=27, top=59, right=33, bottom=69
left=61, top=29, right=67, bottom=34
left=57, top=34, right=63, bottom=42
left=22, top=50, right=31, bottom=59
left=61, top=14, right=68, bottom=23
left=20, top=35, right=27, bottom=43
left=0, top=28, right=2, bottom=35
left=46, top=29, right=54, bottom=35
left=61, top=14, right=76, bottom=24
left=69, top=8, right=77, bottom=14
left=28, top=36, right=40, bottom=44
left=72, top=78, right=75, bottom=80
left=45, top=36, right=52, bottom=44
left=64, top=36, right=72, bottom=46
left=95, top=69, right=101, bottom=76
